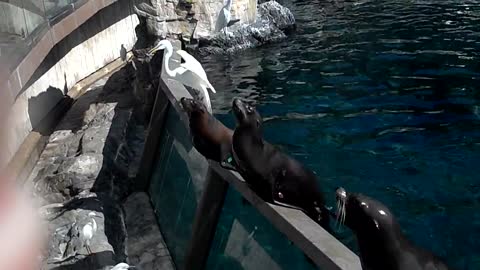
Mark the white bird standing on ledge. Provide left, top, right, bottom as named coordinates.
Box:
left=215, top=0, right=234, bottom=36
left=82, top=212, right=97, bottom=255
left=148, top=40, right=216, bottom=113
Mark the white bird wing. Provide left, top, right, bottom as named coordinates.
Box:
left=223, top=8, right=231, bottom=24
left=215, top=8, right=228, bottom=32
left=176, top=50, right=216, bottom=93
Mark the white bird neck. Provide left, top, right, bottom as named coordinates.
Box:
left=225, top=0, right=233, bottom=9
left=162, top=43, right=177, bottom=78
left=91, top=218, right=97, bottom=231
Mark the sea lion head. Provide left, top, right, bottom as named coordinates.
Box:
left=181, top=97, right=207, bottom=118
left=336, top=187, right=398, bottom=235
left=232, top=98, right=262, bottom=128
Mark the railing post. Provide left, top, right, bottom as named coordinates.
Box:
left=184, top=167, right=229, bottom=270
left=135, top=82, right=170, bottom=191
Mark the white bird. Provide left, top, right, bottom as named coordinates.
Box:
left=148, top=40, right=216, bottom=113
left=82, top=212, right=97, bottom=255
left=215, top=0, right=234, bottom=36
left=110, top=262, right=135, bottom=270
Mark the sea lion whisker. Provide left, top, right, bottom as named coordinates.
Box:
left=336, top=199, right=345, bottom=229
left=335, top=197, right=347, bottom=230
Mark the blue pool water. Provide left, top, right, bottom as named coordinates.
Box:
left=202, top=0, right=480, bottom=269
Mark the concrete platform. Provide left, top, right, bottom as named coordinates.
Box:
left=25, top=65, right=175, bottom=270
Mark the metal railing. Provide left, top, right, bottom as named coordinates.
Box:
left=138, top=47, right=363, bottom=270
left=0, top=0, right=130, bottom=109
left=1, top=0, right=83, bottom=74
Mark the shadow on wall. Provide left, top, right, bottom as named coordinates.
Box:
left=28, top=86, right=73, bottom=135
left=120, top=44, right=127, bottom=61
left=50, top=251, right=116, bottom=270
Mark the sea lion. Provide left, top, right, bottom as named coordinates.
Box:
left=180, top=97, right=234, bottom=164
left=335, top=187, right=453, bottom=270
left=230, top=98, right=330, bottom=230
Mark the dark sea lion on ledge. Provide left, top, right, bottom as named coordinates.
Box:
left=181, top=97, right=234, bottom=164
left=335, top=187, right=454, bottom=270
left=230, top=98, right=330, bottom=230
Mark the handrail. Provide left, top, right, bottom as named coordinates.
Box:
left=0, top=0, right=124, bottom=111
left=209, top=162, right=361, bottom=270
left=145, top=52, right=362, bottom=270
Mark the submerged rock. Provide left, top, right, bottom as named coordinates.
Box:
left=195, top=1, right=296, bottom=55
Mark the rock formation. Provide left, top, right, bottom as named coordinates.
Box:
left=28, top=66, right=174, bottom=270
left=133, top=0, right=295, bottom=54
left=196, top=0, right=296, bottom=54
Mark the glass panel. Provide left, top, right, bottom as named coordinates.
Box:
left=0, top=0, right=30, bottom=72
left=72, top=0, right=88, bottom=10
left=207, top=187, right=320, bottom=270
left=149, top=107, right=210, bottom=269
left=43, top=0, right=73, bottom=22
left=22, top=0, right=49, bottom=45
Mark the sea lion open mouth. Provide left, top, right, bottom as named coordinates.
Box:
left=181, top=97, right=205, bottom=117
left=232, top=98, right=261, bottom=128
left=232, top=98, right=248, bottom=123
left=180, top=97, right=193, bottom=113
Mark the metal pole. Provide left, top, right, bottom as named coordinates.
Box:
left=183, top=168, right=229, bottom=270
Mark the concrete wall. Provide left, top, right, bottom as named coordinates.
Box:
left=2, top=0, right=139, bottom=168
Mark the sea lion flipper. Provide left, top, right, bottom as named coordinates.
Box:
left=220, top=161, right=237, bottom=171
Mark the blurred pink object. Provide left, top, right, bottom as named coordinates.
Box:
left=0, top=176, right=45, bottom=270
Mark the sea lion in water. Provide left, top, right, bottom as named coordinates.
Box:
left=181, top=97, right=234, bottom=164
left=230, top=98, right=330, bottom=230
left=335, top=187, right=453, bottom=270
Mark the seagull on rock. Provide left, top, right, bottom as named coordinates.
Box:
left=82, top=212, right=97, bottom=255
left=215, top=0, right=240, bottom=37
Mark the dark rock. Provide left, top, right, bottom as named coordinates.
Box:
left=196, top=1, right=296, bottom=55
left=259, top=0, right=296, bottom=32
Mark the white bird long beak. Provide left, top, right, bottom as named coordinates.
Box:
left=148, top=48, right=159, bottom=56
